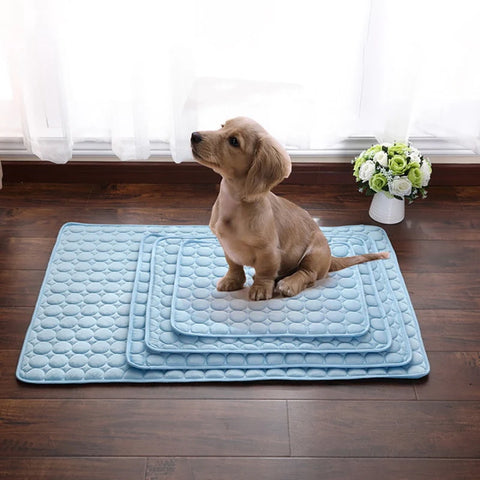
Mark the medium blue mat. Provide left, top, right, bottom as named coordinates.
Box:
left=16, top=223, right=429, bottom=383
left=144, top=235, right=393, bottom=354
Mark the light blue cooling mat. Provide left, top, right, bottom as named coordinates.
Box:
left=16, top=223, right=429, bottom=383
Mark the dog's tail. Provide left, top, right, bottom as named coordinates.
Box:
left=329, top=251, right=389, bottom=272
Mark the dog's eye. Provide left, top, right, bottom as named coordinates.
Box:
left=228, top=136, right=240, bottom=148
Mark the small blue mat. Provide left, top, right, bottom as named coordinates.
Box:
left=169, top=238, right=370, bottom=338
left=16, top=223, right=429, bottom=383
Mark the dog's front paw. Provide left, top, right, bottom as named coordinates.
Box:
left=249, top=282, right=274, bottom=301
left=217, top=275, right=245, bottom=292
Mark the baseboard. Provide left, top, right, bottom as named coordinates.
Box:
left=2, top=161, right=479, bottom=185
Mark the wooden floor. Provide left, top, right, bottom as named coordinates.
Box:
left=0, top=182, right=479, bottom=479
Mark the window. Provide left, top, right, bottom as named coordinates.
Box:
left=1, top=0, right=479, bottom=162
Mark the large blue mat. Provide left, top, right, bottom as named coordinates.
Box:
left=16, top=223, right=429, bottom=383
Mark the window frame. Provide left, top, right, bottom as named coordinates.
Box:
left=0, top=136, right=478, bottom=163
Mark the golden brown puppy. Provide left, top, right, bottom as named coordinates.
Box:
left=191, top=117, right=388, bottom=300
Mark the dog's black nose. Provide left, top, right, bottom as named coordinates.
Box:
left=191, top=132, right=203, bottom=144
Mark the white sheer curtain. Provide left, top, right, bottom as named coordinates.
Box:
left=0, top=0, right=479, bottom=164
left=361, top=0, right=480, bottom=150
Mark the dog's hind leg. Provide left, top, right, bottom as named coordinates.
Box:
left=277, top=233, right=330, bottom=298
left=277, top=253, right=327, bottom=298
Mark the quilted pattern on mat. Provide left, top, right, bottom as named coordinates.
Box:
left=16, top=223, right=430, bottom=383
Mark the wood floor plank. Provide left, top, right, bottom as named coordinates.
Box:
left=115, top=207, right=211, bottom=225
left=273, top=184, right=372, bottom=210
left=288, top=400, right=480, bottom=458
left=423, top=186, right=462, bottom=204
left=0, top=207, right=119, bottom=238
left=0, top=237, right=55, bottom=270
left=145, top=457, right=480, bottom=480
left=310, top=209, right=478, bottom=240
left=0, top=308, right=33, bottom=350
left=0, top=399, right=289, bottom=457
left=0, top=206, right=212, bottom=237
left=403, top=273, right=480, bottom=310
left=0, top=183, right=92, bottom=207
left=394, top=240, right=479, bottom=273
left=417, top=310, right=480, bottom=351
left=310, top=209, right=375, bottom=228
left=399, top=208, right=480, bottom=241
left=87, top=183, right=218, bottom=208
left=0, top=270, right=44, bottom=307
left=275, top=184, right=457, bottom=210
left=414, top=352, right=480, bottom=400
left=455, top=186, right=480, bottom=209
left=0, top=457, right=146, bottom=480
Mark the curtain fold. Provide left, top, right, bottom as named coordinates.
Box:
left=359, top=0, right=480, bottom=151
left=5, top=0, right=73, bottom=163
left=359, top=0, right=421, bottom=144
left=0, top=0, right=479, bottom=163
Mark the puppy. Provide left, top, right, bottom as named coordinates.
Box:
left=191, top=117, right=388, bottom=301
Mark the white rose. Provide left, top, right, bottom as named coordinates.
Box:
left=373, top=151, right=388, bottom=167
left=389, top=177, right=412, bottom=197
left=420, top=161, right=431, bottom=187
left=409, top=146, right=420, bottom=156
left=359, top=160, right=376, bottom=181
left=409, top=152, right=421, bottom=164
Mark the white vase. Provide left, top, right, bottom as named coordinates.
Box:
left=369, top=192, right=405, bottom=224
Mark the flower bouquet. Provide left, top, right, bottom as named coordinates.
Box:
left=353, top=142, right=432, bottom=203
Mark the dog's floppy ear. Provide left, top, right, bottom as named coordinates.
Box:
left=243, top=135, right=292, bottom=201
